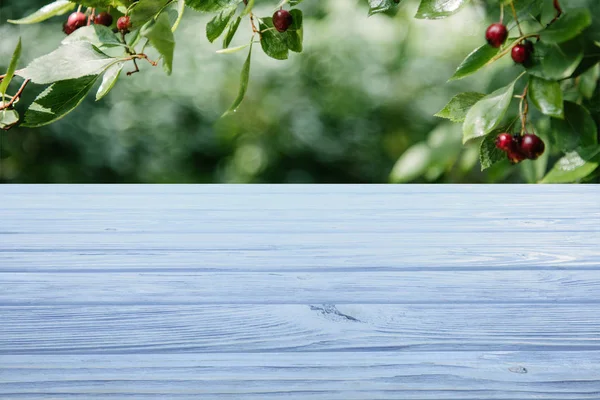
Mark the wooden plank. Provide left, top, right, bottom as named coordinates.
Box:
left=1, top=188, right=598, bottom=272
left=1, top=271, right=599, bottom=305
left=1, top=304, right=599, bottom=354
left=1, top=352, right=599, bottom=399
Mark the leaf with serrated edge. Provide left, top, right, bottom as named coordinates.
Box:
left=18, top=42, right=115, bottom=85
left=415, top=0, right=470, bottom=19
left=62, top=25, right=123, bottom=48
left=141, top=13, right=175, bottom=75
left=479, top=132, right=506, bottom=170
left=462, top=79, right=516, bottom=143
left=23, top=75, right=99, bottom=128
left=207, top=7, right=236, bottom=43
left=435, top=92, right=485, bottom=122
left=186, top=0, right=243, bottom=12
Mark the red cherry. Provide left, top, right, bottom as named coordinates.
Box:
left=273, top=9, right=293, bottom=33
left=520, top=134, right=545, bottom=159
left=506, top=135, right=527, bottom=164
left=63, top=12, right=87, bottom=35
left=117, top=16, right=131, bottom=32
left=94, top=12, right=113, bottom=27
left=511, top=44, right=531, bottom=64
left=485, top=23, right=508, bottom=48
left=495, top=133, right=513, bottom=151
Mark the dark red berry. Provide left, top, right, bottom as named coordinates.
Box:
left=520, top=134, right=545, bottom=160
left=485, top=23, right=508, bottom=48
left=524, top=39, right=534, bottom=54
left=495, top=133, right=513, bottom=151
left=95, top=12, right=113, bottom=27
left=506, top=135, right=527, bottom=164
left=511, top=44, right=531, bottom=64
left=63, top=12, right=87, bottom=35
left=273, top=9, right=293, bottom=33
left=117, top=16, right=131, bottom=32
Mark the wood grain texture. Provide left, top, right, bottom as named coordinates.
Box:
left=2, top=270, right=600, bottom=304
left=2, top=304, right=600, bottom=354
left=1, top=352, right=599, bottom=399
left=1, top=185, right=599, bottom=399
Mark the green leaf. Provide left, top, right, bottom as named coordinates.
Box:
left=527, top=39, right=584, bottom=81
left=0, top=38, right=22, bottom=97
left=130, top=0, right=171, bottom=28
left=288, top=9, right=303, bottom=31
left=223, top=16, right=242, bottom=48
left=216, top=43, right=251, bottom=54
left=78, top=0, right=129, bottom=7
left=242, top=0, right=255, bottom=16
left=479, top=131, right=505, bottom=170
left=258, top=18, right=289, bottom=60
left=541, top=147, right=600, bottom=183
left=186, top=0, right=243, bottom=13
left=415, top=0, right=470, bottom=19
left=222, top=41, right=253, bottom=117
left=389, top=142, right=431, bottom=183
left=286, top=9, right=304, bottom=53
left=368, top=0, right=402, bottom=16
left=449, top=44, right=501, bottom=81
left=96, top=62, right=123, bottom=100
left=207, top=7, right=236, bottom=43
left=539, top=8, right=592, bottom=44
left=462, top=79, right=516, bottom=144
left=172, top=0, right=186, bottom=32
left=579, top=63, right=599, bottom=99
left=549, top=101, right=598, bottom=151
left=528, top=75, right=564, bottom=119
left=8, top=0, right=75, bottom=24
left=0, top=109, right=20, bottom=130
left=141, top=13, right=175, bottom=75
left=435, top=92, right=485, bottom=122
left=18, top=42, right=115, bottom=85
left=62, top=25, right=123, bottom=48
left=22, top=75, right=99, bottom=128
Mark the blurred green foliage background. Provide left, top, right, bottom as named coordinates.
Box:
left=0, top=0, right=593, bottom=183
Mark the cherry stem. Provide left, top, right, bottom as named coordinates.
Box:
left=0, top=79, right=30, bottom=111
left=127, top=59, right=140, bottom=76
left=123, top=53, right=158, bottom=75
left=509, top=1, right=523, bottom=36
left=243, top=0, right=259, bottom=35
left=518, top=84, right=529, bottom=135
left=548, top=0, right=563, bottom=27
left=87, top=8, right=96, bottom=26
left=499, top=4, right=504, bottom=24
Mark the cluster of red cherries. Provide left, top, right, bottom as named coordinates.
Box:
left=496, top=133, right=545, bottom=164
left=485, top=23, right=533, bottom=65
left=63, top=11, right=131, bottom=35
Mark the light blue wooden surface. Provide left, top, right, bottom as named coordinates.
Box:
left=1, top=185, right=599, bottom=399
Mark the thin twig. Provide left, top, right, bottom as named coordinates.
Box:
left=509, top=1, right=523, bottom=36
left=547, top=0, right=563, bottom=27
left=0, top=79, right=30, bottom=111
left=518, top=84, right=529, bottom=135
